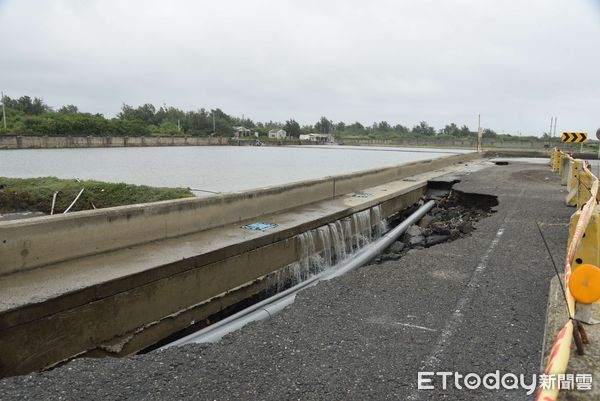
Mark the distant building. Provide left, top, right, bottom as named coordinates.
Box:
left=306, top=133, right=334, bottom=144
left=268, top=129, right=287, bottom=139
left=233, top=126, right=252, bottom=138
left=299, top=134, right=310, bottom=141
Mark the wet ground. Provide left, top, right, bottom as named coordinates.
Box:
left=0, top=161, right=573, bottom=400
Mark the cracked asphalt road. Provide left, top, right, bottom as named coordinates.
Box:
left=0, top=161, right=571, bottom=400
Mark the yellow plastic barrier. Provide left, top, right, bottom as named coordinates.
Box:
left=552, top=151, right=561, bottom=171
left=568, top=206, right=600, bottom=324
left=560, top=155, right=570, bottom=186
left=537, top=149, right=599, bottom=401
left=565, top=159, right=575, bottom=194
left=558, top=153, right=565, bottom=175
left=577, top=169, right=596, bottom=208
left=551, top=149, right=561, bottom=172
left=565, top=159, right=586, bottom=207
left=569, top=206, right=600, bottom=268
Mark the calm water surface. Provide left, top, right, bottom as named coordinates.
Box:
left=0, top=145, right=472, bottom=193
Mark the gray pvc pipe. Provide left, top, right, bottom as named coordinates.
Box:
left=163, top=200, right=435, bottom=348
left=63, top=188, right=84, bottom=214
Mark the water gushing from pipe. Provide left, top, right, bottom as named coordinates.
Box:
left=275, top=205, right=385, bottom=290
left=164, top=201, right=434, bottom=347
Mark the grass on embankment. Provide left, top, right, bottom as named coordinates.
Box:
left=0, top=177, right=194, bottom=215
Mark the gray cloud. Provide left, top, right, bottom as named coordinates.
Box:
left=1, top=0, right=599, bottom=135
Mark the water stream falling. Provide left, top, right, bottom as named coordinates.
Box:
left=328, top=220, right=347, bottom=262
left=274, top=205, right=386, bottom=291
left=352, top=209, right=372, bottom=249
left=372, top=204, right=388, bottom=238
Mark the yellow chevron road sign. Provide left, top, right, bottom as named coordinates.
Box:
left=562, top=132, right=588, bottom=143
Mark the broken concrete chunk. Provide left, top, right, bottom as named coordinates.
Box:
left=406, top=225, right=423, bottom=237
left=431, top=221, right=451, bottom=235
left=418, top=214, right=435, bottom=228
left=381, top=252, right=402, bottom=261
left=426, top=235, right=450, bottom=246
left=459, top=222, right=474, bottom=234
left=388, top=241, right=406, bottom=254
left=408, top=235, right=425, bottom=246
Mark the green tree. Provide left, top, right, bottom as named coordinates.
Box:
left=118, top=103, right=157, bottom=125
left=3, top=95, right=50, bottom=115
left=210, top=108, right=234, bottom=136
left=183, top=109, right=211, bottom=136
left=458, top=125, right=473, bottom=137
left=412, top=121, right=436, bottom=136
left=441, top=123, right=460, bottom=136
left=483, top=128, right=497, bottom=138
left=58, top=105, right=79, bottom=115
left=314, top=116, right=333, bottom=134
left=347, top=122, right=365, bottom=133
left=393, top=124, right=409, bottom=133
left=283, top=119, right=302, bottom=137
left=155, top=106, right=185, bottom=127
left=378, top=121, right=391, bottom=132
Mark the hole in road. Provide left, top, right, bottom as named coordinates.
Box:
left=377, top=186, right=498, bottom=263
left=427, top=178, right=461, bottom=190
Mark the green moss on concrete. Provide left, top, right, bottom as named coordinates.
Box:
left=0, top=176, right=194, bottom=214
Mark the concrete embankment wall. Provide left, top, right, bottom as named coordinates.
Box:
left=344, top=137, right=560, bottom=149
left=0, top=135, right=564, bottom=150
left=0, top=135, right=228, bottom=149
left=0, top=152, right=480, bottom=276
left=0, top=183, right=427, bottom=377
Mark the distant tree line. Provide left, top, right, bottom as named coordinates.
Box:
left=0, top=94, right=528, bottom=139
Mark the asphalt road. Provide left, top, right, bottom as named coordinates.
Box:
left=0, top=161, right=572, bottom=400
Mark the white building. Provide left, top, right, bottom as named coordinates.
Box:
left=268, top=129, right=287, bottom=139
left=233, top=126, right=252, bottom=138
left=305, top=133, right=334, bottom=144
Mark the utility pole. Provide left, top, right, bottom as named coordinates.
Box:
left=477, top=114, right=482, bottom=153
left=548, top=116, right=554, bottom=147
left=212, top=111, right=216, bottom=134
left=1, top=91, right=6, bottom=130
left=552, top=116, right=557, bottom=147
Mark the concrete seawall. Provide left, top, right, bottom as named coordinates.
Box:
left=343, top=137, right=560, bottom=149
left=0, top=135, right=228, bottom=149
left=0, top=152, right=480, bottom=275
left=0, top=135, right=562, bottom=150
left=0, top=151, right=487, bottom=376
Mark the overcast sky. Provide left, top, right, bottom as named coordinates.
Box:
left=1, top=0, right=599, bottom=135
